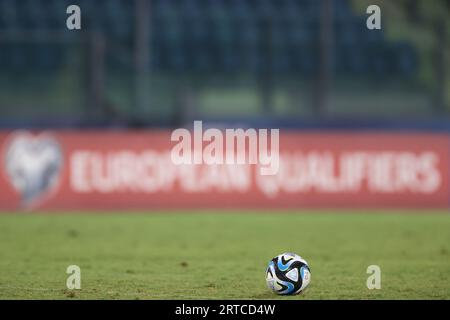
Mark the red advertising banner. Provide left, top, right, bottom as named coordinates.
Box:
left=0, top=130, right=448, bottom=210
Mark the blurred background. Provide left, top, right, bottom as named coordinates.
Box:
left=0, top=0, right=448, bottom=130
left=1, top=1, right=450, bottom=301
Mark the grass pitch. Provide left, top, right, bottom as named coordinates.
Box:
left=0, top=211, right=449, bottom=300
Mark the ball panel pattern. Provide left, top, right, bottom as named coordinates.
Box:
left=266, top=253, right=311, bottom=295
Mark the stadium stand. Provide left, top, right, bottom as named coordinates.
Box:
left=0, top=0, right=417, bottom=76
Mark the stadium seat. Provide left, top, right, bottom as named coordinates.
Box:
left=0, top=0, right=417, bottom=77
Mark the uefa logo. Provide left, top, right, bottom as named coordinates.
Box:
left=2, top=131, right=63, bottom=209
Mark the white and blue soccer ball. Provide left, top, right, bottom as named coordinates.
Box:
left=266, top=252, right=311, bottom=295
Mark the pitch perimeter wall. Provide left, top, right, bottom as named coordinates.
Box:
left=0, top=130, right=448, bottom=210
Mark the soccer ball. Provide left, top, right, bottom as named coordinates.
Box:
left=266, top=252, right=311, bottom=295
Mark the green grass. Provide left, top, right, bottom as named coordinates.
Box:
left=0, top=211, right=449, bottom=300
